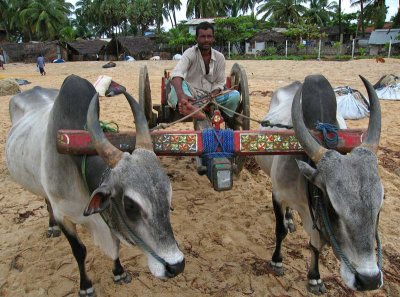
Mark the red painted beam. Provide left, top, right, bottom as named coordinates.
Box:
left=57, top=129, right=366, bottom=156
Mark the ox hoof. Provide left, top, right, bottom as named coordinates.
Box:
left=114, top=271, right=132, bottom=284
left=79, top=287, right=96, bottom=297
left=307, top=279, right=326, bottom=295
left=46, top=226, right=61, bottom=238
left=269, top=261, right=284, bottom=276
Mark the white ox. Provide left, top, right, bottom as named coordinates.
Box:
left=6, top=75, right=185, bottom=296
left=256, top=75, right=383, bottom=294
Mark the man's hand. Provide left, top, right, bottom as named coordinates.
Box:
left=177, top=94, right=206, bottom=120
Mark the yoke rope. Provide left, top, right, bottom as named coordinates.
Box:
left=202, top=128, right=234, bottom=159
left=315, top=122, right=339, bottom=149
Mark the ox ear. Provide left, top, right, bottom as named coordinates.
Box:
left=84, top=187, right=112, bottom=216
left=296, top=160, right=323, bottom=187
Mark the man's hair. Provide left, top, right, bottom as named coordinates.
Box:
left=196, top=22, right=214, bottom=37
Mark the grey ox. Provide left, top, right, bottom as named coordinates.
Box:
left=256, top=74, right=383, bottom=294
left=6, top=75, right=185, bottom=296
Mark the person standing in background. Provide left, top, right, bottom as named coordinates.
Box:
left=37, top=54, right=46, bottom=76
left=0, top=50, right=5, bottom=70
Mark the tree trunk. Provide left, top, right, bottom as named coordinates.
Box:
left=338, top=0, right=342, bottom=40
left=361, top=1, right=365, bottom=37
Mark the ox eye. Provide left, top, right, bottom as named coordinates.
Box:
left=124, top=196, right=141, bottom=219
left=123, top=196, right=142, bottom=220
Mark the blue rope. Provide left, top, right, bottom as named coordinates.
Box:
left=202, top=129, right=234, bottom=177
left=202, top=128, right=234, bottom=158
left=315, top=122, right=339, bottom=149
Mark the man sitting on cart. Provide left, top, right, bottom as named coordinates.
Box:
left=168, top=21, right=240, bottom=123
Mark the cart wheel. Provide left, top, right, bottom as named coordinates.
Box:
left=139, top=65, right=157, bottom=128
left=230, top=63, right=250, bottom=174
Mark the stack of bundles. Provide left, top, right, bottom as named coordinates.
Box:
left=334, top=86, right=370, bottom=120
left=374, top=74, right=400, bottom=100
left=0, top=78, right=21, bottom=96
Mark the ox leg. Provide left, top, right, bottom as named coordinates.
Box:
left=284, top=207, right=296, bottom=233
left=269, top=195, right=287, bottom=276
left=59, top=223, right=95, bottom=297
left=113, top=258, right=132, bottom=284
left=307, top=244, right=326, bottom=295
left=45, top=200, right=61, bottom=238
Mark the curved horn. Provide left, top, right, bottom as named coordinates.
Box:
left=359, top=75, right=381, bottom=153
left=123, top=91, right=153, bottom=151
left=292, top=87, right=327, bottom=163
left=87, top=93, right=123, bottom=168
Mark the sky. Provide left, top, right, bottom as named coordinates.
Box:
left=67, top=0, right=398, bottom=30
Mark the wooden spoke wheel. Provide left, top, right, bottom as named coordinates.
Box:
left=139, top=65, right=157, bottom=128
left=229, top=63, right=250, bottom=174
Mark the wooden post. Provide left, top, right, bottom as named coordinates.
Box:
left=388, top=39, right=392, bottom=58
left=318, top=39, right=321, bottom=60
left=339, top=33, right=343, bottom=55
left=228, top=41, right=231, bottom=59
left=285, top=40, right=288, bottom=57
left=351, top=39, right=355, bottom=59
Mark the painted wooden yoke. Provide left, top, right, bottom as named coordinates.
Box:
left=57, top=129, right=366, bottom=156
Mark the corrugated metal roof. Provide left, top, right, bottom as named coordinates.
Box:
left=368, top=29, right=400, bottom=45
left=185, top=18, right=225, bottom=25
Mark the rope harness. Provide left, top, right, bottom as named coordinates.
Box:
left=309, top=183, right=382, bottom=273
left=305, top=120, right=382, bottom=273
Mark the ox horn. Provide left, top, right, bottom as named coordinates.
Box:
left=122, top=91, right=153, bottom=151
left=359, top=75, right=381, bottom=153
left=292, top=87, right=327, bottom=163
left=87, top=93, right=123, bottom=168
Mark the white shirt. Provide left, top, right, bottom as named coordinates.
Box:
left=171, top=45, right=225, bottom=97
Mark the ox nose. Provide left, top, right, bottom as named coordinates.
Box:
left=354, top=271, right=382, bottom=291
left=165, top=259, right=185, bottom=277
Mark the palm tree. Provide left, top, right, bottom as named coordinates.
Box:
left=303, top=0, right=336, bottom=26
left=238, top=0, right=259, bottom=15
left=257, top=0, right=306, bottom=26
left=20, top=0, right=73, bottom=40
left=127, top=0, right=156, bottom=35
left=186, top=0, right=226, bottom=18
left=164, top=0, right=182, bottom=28
left=351, top=0, right=368, bottom=36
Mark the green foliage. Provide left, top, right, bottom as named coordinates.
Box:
left=358, top=47, right=367, bottom=56
left=59, top=26, right=76, bottom=42
left=284, top=22, right=326, bottom=42
left=214, top=16, right=259, bottom=45
left=384, top=42, right=390, bottom=51
left=166, top=24, right=195, bottom=49
left=333, top=41, right=341, bottom=49
left=265, top=46, right=277, bottom=56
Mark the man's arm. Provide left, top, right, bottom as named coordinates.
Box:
left=171, top=76, right=192, bottom=103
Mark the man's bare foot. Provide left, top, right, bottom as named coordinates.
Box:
left=178, top=100, right=206, bottom=120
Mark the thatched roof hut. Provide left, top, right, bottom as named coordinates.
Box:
left=65, top=39, right=107, bottom=61
left=247, top=29, right=287, bottom=44
left=102, top=36, right=157, bottom=60
left=1, top=41, right=66, bottom=63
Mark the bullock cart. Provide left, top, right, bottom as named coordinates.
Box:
left=57, top=65, right=366, bottom=192
left=57, top=64, right=364, bottom=191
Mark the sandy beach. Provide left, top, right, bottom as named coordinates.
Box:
left=0, top=58, right=399, bottom=297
